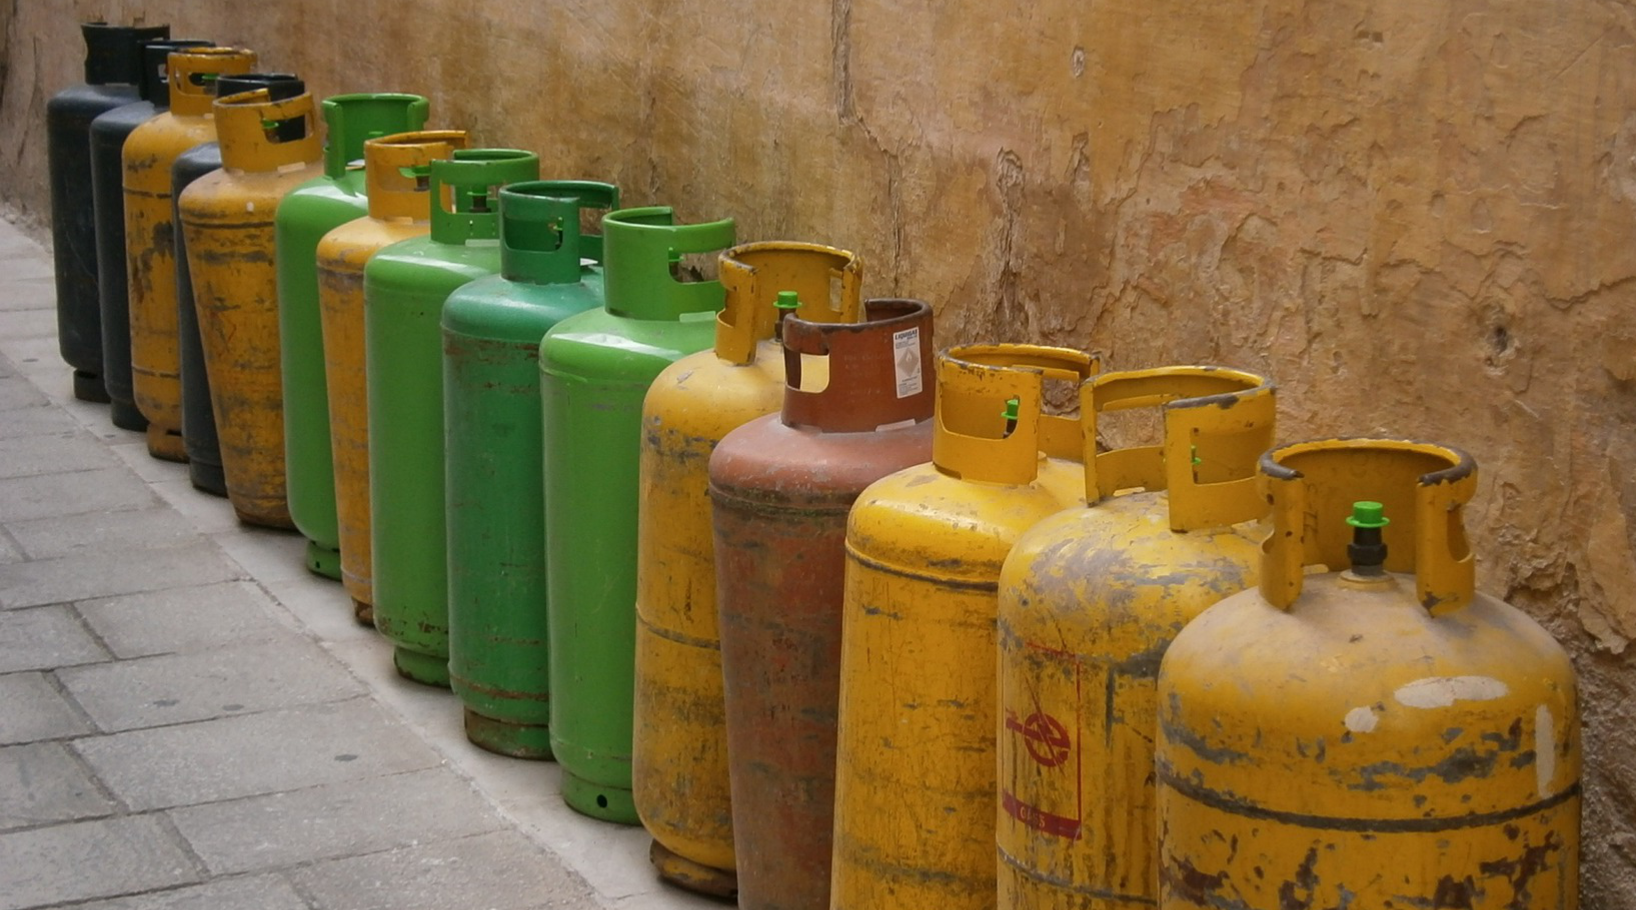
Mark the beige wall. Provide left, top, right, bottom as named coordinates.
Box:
left=5, top=0, right=1634, bottom=900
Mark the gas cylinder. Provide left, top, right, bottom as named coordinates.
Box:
left=174, top=73, right=305, bottom=497
left=277, top=92, right=430, bottom=579
left=317, top=129, right=470, bottom=625
left=540, top=206, right=736, bottom=823
left=711, top=297, right=937, bottom=910
left=443, top=180, right=619, bottom=759
left=178, top=86, right=323, bottom=528
left=830, top=344, right=1096, bottom=910
left=995, top=366, right=1275, bottom=910
left=1155, top=439, right=1580, bottom=909
left=91, top=37, right=212, bottom=432
left=124, top=45, right=257, bottom=461
left=633, top=241, right=863, bottom=895
left=49, top=22, right=169, bottom=403
left=367, top=149, right=541, bottom=686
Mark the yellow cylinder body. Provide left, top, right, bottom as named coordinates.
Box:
left=996, top=367, right=1275, bottom=910
left=1157, top=440, right=1581, bottom=909
left=123, top=47, right=256, bottom=461
left=830, top=345, right=1096, bottom=910
left=179, top=88, right=323, bottom=527
left=316, top=130, right=468, bottom=622
left=633, top=242, right=862, bottom=896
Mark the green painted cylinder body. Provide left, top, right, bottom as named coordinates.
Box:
left=443, top=181, right=619, bottom=759
left=365, top=149, right=541, bottom=687
left=539, top=207, right=736, bottom=822
left=276, top=93, right=429, bottom=580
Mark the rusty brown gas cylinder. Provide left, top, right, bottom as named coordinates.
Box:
left=709, top=298, right=936, bottom=910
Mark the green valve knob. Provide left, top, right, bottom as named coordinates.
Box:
left=1001, top=397, right=1020, bottom=422
left=1190, top=444, right=1202, bottom=467
left=775, top=290, right=800, bottom=311
left=1346, top=501, right=1389, bottom=529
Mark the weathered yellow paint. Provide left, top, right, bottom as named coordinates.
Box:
left=179, top=88, right=323, bottom=528
left=830, top=345, right=1094, bottom=910
left=1157, top=440, right=1581, bottom=909
left=632, top=242, right=861, bottom=891
left=995, top=367, right=1274, bottom=910
left=317, top=130, right=467, bottom=622
left=123, top=47, right=256, bottom=462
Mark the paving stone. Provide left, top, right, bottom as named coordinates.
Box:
left=58, top=637, right=365, bottom=733
left=212, top=526, right=314, bottom=584
left=75, top=698, right=444, bottom=811
left=149, top=478, right=240, bottom=534
left=0, top=604, right=108, bottom=672
left=7, top=505, right=200, bottom=561
left=0, top=429, right=123, bottom=478
left=0, top=307, right=60, bottom=339
left=0, top=814, right=201, bottom=910
left=0, top=672, right=92, bottom=744
left=292, top=830, right=600, bottom=910
left=0, top=466, right=156, bottom=524
left=0, top=531, right=21, bottom=565
left=171, top=767, right=505, bottom=874
left=0, top=403, right=80, bottom=439
left=0, top=279, right=54, bottom=313
left=0, top=540, right=243, bottom=610
left=110, top=440, right=190, bottom=484
left=77, top=581, right=287, bottom=659
left=0, top=742, right=117, bottom=831
left=0, top=377, right=48, bottom=412
left=66, top=875, right=311, bottom=910
left=261, top=574, right=377, bottom=645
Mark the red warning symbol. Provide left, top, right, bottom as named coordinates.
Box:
left=1005, top=709, right=1071, bottom=768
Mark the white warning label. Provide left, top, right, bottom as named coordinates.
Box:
left=894, top=327, right=923, bottom=398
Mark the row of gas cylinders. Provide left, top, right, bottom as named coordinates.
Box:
left=46, top=24, right=1581, bottom=910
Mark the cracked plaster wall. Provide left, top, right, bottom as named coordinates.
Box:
left=2, top=0, right=1633, bottom=902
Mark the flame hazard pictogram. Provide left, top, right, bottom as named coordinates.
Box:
left=1006, top=709, right=1071, bottom=768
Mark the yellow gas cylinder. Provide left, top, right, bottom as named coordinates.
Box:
left=995, top=366, right=1275, bottom=910
left=316, top=130, right=469, bottom=624
left=633, top=241, right=862, bottom=897
left=830, top=344, right=1097, bottom=910
left=1156, top=439, right=1580, bottom=909
left=123, top=46, right=256, bottom=461
left=178, top=87, right=323, bottom=527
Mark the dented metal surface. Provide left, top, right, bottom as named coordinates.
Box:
left=1155, top=440, right=1581, bottom=909
left=830, top=345, right=1093, bottom=910
left=317, top=130, right=468, bottom=623
left=633, top=241, right=861, bottom=895
left=178, top=86, right=324, bottom=529
left=711, top=298, right=934, bottom=910
left=997, top=366, right=1274, bottom=910
left=123, top=46, right=256, bottom=462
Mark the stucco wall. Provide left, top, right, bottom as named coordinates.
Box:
left=3, top=0, right=1633, bottom=902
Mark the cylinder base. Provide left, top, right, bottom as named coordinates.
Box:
left=73, top=370, right=110, bottom=403
left=462, top=708, right=554, bottom=760
left=145, top=423, right=187, bottom=463
left=188, top=459, right=228, bottom=497
left=649, top=839, right=738, bottom=900
left=305, top=540, right=342, bottom=580
left=352, top=597, right=374, bottom=627
left=110, top=399, right=148, bottom=432
left=392, top=647, right=450, bottom=688
left=561, top=772, right=639, bottom=825
left=232, top=507, right=297, bottom=531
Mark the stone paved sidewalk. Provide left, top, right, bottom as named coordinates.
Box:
left=0, top=217, right=710, bottom=910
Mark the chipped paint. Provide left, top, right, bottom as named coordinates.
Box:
left=1394, top=676, right=1510, bottom=709
left=1344, top=706, right=1379, bottom=733
left=1535, top=705, right=1556, bottom=799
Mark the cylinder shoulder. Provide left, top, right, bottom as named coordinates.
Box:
left=90, top=101, right=155, bottom=137
left=50, top=84, right=141, bottom=117
left=366, top=237, right=500, bottom=288
left=642, top=349, right=786, bottom=433
left=179, top=164, right=326, bottom=220
left=711, top=416, right=934, bottom=509
left=443, top=276, right=605, bottom=341
left=540, top=308, right=718, bottom=380
left=319, top=218, right=427, bottom=268
left=124, top=112, right=215, bottom=161
left=277, top=174, right=370, bottom=228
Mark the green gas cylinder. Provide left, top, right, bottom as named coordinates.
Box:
left=365, top=148, right=541, bottom=687
left=275, top=93, right=429, bottom=579
left=443, top=180, right=619, bottom=759
left=539, top=207, right=736, bottom=823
